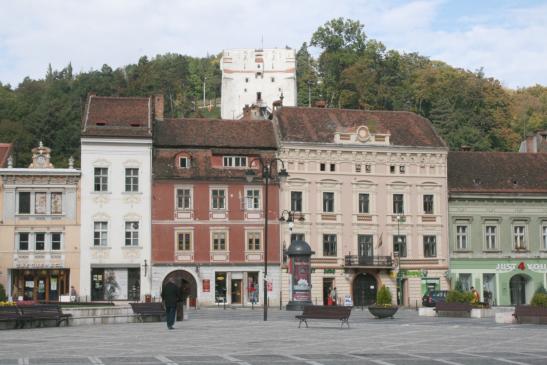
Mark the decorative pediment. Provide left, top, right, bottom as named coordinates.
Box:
left=334, top=124, right=390, bottom=145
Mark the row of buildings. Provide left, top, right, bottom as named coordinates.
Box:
left=1, top=95, right=545, bottom=307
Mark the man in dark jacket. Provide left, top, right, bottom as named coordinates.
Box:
left=161, top=277, right=181, bottom=329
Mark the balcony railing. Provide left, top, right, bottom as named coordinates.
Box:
left=344, top=255, right=393, bottom=268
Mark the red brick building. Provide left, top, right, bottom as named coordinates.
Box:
left=151, top=118, right=281, bottom=306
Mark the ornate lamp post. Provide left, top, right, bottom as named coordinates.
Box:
left=245, top=158, right=288, bottom=321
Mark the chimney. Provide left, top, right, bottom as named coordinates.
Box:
left=314, top=100, right=326, bottom=108
left=460, top=145, right=471, bottom=152
left=154, top=94, right=164, bottom=121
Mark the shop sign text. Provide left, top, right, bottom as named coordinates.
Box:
left=496, top=262, right=547, bottom=273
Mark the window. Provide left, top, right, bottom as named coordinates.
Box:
left=94, top=222, right=108, bottom=246
left=125, top=222, right=139, bottom=246
left=18, top=233, right=29, bottom=251
left=247, top=232, right=261, bottom=251
left=358, top=193, right=370, bottom=214
left=212, top=232, right=226, bottom=251
left=125, top=168, right=139, bottom=192
left=393, top=235, right=407, bottom=257
left=176, top=188, right=192, bottom=210
left=323, top=234, right=337, bottom=257
left=513, top=225, right=526, bottom=249
left=393, top=194, right=404, bottom=214
left=424, top=235, right=437, bottom=257
left=51, top=233, right=62, bottom=251
left=459, top=273, right=472, bottom=291
left=291, top=233, right=305, bottom=243
left=18, top=192, right=31, bottom=214
left=211, top=189, right=226, bottom=210
left=35, top=192, right=47, bottom=214
left=320, top=163, right=326, bottom=171
left=390, top=165, right=395, bottom=174
left=246, top=189, right=260, bottom=210
left=365, top=164, right=371, bottom=173
left=423, top=195, right=434, bottom=214
left=543, top=226, right=547, bottom=250
left=399, top=165, right=405, bottom=174
left=179, top=157, right=189, bottom=168
left=330, top=163, right=335, bottom=172
left=323, top=192, right=334, bottom=213
left=291, top=191, right=302, bottom=212
left=35, top=233, right=45, bottom=251
left=456, top=225, right=468, bottom=250
left=485, top=226, right=497, bottom=250
left=177, top=232, right=192, bottom=251
left=94, top=167, right=108, bottom=192
left=51, top=192, right=62, bottom=214
left=223, top=156, right=247, bottom=167
left=355, top=164, right=361, bottom=173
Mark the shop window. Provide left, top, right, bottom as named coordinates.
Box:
left=128, top=268, right=140, bottom=301
left=247, top=272, right=259, bottom=304
left=323, top=234, right=337, bottom=257
left=459, top=273, right=472, bottom=291
left=393, top=194, right=404, bottom=214
left=291, top=191, right=302, bottom=212
left=485, top=225, right=497, bottom=250
left=393, top=235, right=407, bottom=257
left=51, top=233, right=62, bottom=250
left=358, top=193, right=369, bottom=214
left=323, top=192, right=334, bottom=213
left=94, top=167, right=108, bottom=192
left=211, top=189, right=226, bottom=210
left=212, top=232, right=227, bottom=251
left=215, top=272, right=227, bottom=303
left=177, top=232, right=192, bottom=251
left=246, top=189, right=260, bottom=210
left=94, top=221, right=108, bottom=246
left=247, top=232, right=261, bottom=251
left=125, top=222, right=139, bottom=246
left=423, top=195, right=434, bottom=214
left=18, top=232, right=29, bottom=251
left=456, top=225, right=468, bottom=250
left=18, top=192, right=31, bottom=214
left=423, top=235, right=437, bottom=257
left=125, top=168, right=139, bottom=192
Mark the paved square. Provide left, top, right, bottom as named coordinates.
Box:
left=1, top=308, right=546, bottom=364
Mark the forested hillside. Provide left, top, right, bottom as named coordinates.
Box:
left=1, top=18, right=546, bottom=167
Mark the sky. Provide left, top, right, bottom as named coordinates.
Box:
left=0, top=0, right=546, bottom=89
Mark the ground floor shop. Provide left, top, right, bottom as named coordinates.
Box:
left=152, top=265, right=280, bottom=307
left=9, top=268, right=70, bottom=301
left=90, top=267, right=141, bottom=301
left=450, top=258, right=547, bottom=306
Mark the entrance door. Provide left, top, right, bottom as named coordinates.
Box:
left=483, top=273, right=496, bottom=306
left=91, top=268, right=105, bottom=301
left=231, top=279, right=242, bottom=304
left=510, top=275, right=527, bottom=305
left=358, top=235, right=374, bottom=265
left=353, top=273, right=377, bottom=306
left=323, top=278, right=334, bottom=305
left=37, top=278, right=46, bottom=301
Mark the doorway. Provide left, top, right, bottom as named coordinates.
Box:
left=353, top=273, right=377, bottom=306
left=231, top=279, right=242, bottom=304
left=323, top=278, right=334, bottom=305
left=510, top=274, right=528, bottom=305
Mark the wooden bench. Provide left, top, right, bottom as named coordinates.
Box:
left=18, top=304, right=71, bottom=328
left=130, top=302, right=165, bottom=322
left=434, top=302, right=472, bottom=317
left=0, top=306, right=21, bottom=329
left=513, top=305, right=547, bottom=324
left=295, top=305, right=352, bottom=328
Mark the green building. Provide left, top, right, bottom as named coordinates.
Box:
left=448, top=152, right=547, bottom=306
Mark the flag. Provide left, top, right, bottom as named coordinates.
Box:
left=377, top=232, right=383, bottom=248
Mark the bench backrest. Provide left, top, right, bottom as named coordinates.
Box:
left=435, top=302, right=472, bottom=312
left=130, top=302, right=163, bottom=314
left=302, top=305, right=352, bottom=319
left=515, top=305, right=547, bottom=317
left=0, top=306, right=20, bottom=319
left=18, top=304, right=63, bottom=318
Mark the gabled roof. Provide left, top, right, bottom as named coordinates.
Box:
left=0, top=143, right=13, bottom=167
left=274, top=107, right=446, bottom=148
left=81, top=95, right=152, bottom=138
left=154, top=118, right=277, bottom=149
left=448, top=152, right=547, bottom=194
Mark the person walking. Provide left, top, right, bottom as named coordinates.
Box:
left=471, top=286, right=480, bottom=304
left=331, top=287, right=337, bottom=305
left=161, top=277, right=181, bottom=330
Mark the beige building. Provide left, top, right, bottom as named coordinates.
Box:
left=275, top=107, right=450, bottom=307
left=0, top=143, right=80, bottom=301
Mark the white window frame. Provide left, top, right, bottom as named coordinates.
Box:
left=542, top=225, right=547, bottom=250
left=17, top=232, right=30, bottom=251
left=211, top=188, right=227, bottom=210
left=485, top=225, right=497, bottom=251
left=51, top=232, right=63, bottom=251
left=323, top=192, right=335, bottom=213
left=423, top=194, right=434, bottom=215
left=176, top=187, right=193, bottom=210
left=393, top=193, right=404, bottom=214
left=179, top=156, right=190, bottom=169
left=125, top=221, right=139, bottom=247
left=176, top=231, right=193, bottom=252
left=358, top=193, right=370, bottom=214
left=34, top=232, right=46, bottom=251
left=245, top=188, right=261, bottom=210
left=211, top=230, right=228, bottom=251
left=125, top=168, right=139, bottom=192
left=456, top=225, right=469, bottom=250
left=246, top=231, right=262, bottom=251
left=512, top=224, right=527, bottom=250
left=17, top=191, right=63, bottom=215
left=94, top=167, right=108, bottom=192
left=223, top=156, right=247, bottom=168
left=93, top=221, right=108, bottom=247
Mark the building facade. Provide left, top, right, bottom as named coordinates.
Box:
left=220, top=48, right=296, bottom=119
left=448, top=152, right=547, bottom=306
left=0, top=143, right=80, bottom=301
left=275, top=107, right=450, bottom=307
left=80, top=95, right=155, bottom=301
left=151, top=118, right=281, bottom=306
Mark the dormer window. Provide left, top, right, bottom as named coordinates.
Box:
left=179, top=157, right=190, bottom=169
left=223, top=156, right=247, bottom=168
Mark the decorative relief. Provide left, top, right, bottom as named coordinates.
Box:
left=90, top=248, right=110, bottom=259
left=123, top=195, right=141, bottom=205
left=93, top=195, right=110, bottom=206
left=122, top=248, right=140, bottom=259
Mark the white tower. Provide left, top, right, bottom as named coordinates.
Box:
left=220, top=48, right=297, bottom=119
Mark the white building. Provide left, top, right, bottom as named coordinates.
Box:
left=220, top=48, right=297, bottom=119
left=80, top=95, right=158, bottom=301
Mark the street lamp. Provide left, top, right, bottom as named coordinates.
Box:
left=395, top=215, right=403, bottom=305
left=245, top=158, right=288, bottom=321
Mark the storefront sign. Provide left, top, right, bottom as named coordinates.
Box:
left=496, top=262, right=547, bottom=273
left=324, top=269, right=335, bottom=274
left=202, top=279, right=210, bottom=292
left=14, top=263, right=64, bottom=269
left=344, top=295, right=353, bottom=307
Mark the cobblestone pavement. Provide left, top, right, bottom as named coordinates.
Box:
left=1, top=308, right=546, bottom=365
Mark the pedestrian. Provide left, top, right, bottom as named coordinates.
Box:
left=327, top=287, right=333, bottom=306
left=331, top=287, right=337, bottom=305
left=161, top=277, right=181, bottom=330
left=471, top=286, right=480, bottom=304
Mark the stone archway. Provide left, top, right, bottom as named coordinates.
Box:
left=352, top=272, right=378, bottom=306
left=162, top=270, right=197, bottom=302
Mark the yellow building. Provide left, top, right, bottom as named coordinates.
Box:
left=0, top=143, right=80, bottom=301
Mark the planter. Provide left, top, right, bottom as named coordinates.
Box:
left=368, top=306, right=398, bottom=319
left=514, top=305, right=547, bottom=324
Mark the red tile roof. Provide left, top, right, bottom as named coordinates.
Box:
left=274, top=107, right=447, bottom=148
left=448, top=152, right=547, bottom=193
left=154, top=118, right=277, bottom=149
left=81, top=96, right=152, bottom=138
left=0, top=143, right=13, bottom=167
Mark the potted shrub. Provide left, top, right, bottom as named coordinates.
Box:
left=368, top=285, right=398, bottom=319
left=515, top=286, right=547, bottom=324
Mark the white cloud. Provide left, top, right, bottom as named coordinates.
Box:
left=0, top=0, right=545, bottom=88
